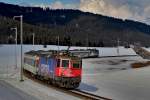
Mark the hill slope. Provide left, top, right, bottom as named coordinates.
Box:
left=0, top=2, right=150, bottom=46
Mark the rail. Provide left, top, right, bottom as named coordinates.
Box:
left=70, top=89, right=112, bottom=100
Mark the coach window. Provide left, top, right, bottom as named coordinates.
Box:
left=62, top=60, right=69, bottom=68
left=57, top=59, right=60, bottom=67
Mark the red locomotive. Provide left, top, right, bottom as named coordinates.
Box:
left=23, top=50, right=82, bottom=88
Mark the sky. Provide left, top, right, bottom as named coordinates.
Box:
left=0, top=0, right=150, bottom=25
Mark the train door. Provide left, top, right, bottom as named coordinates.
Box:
left=60, top=59, right=71, bottom=77
left=56, top=59, right=60, bottom=67
left=35, top=56, right=39, bottom=72
left=55, top=58, right=70, bottom=76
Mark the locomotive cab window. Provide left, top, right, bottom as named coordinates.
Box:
left=61, top=59, right=69, bottom=68
left=72, top=61, right=81, bottom=68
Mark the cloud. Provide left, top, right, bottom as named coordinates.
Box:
left=32, top=1, right=64, bottom=9
left=32, top=1, right=78, bottom=10
left=79, top=0, right=134, bottom=19
left=79, top=0, right=150, bottom=24
left=49, top=1, right=64, bottom=9
left=49, top=1, right=78, bottom=9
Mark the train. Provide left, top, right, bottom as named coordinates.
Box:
left=23, top=50, right=82, bottom=89
left=61, top=49, right=99, bottom=58
left=70, top=49, right=99, bottom=58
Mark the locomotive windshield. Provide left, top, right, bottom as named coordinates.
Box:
left=72, top=60, right=81, bottom=68
left=62, top=60, right=69, bottom=68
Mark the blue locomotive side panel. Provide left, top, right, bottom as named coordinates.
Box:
left=38, top=56, right=56, bottom=79
left=48, top=58, right=56, bottom=78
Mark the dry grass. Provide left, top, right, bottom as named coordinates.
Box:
left=131, top=61, right=150, bottom=68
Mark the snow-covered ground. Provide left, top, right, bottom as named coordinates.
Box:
left=5, top=78, right=81, bottom=100
left=82, top=56, right=146, bottom=75
left=79, top=56, right=150, bottom=100
left=1, top=45, right=150, bottom=100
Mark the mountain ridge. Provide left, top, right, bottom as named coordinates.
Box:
left=0, top=2, right=150, bottom=46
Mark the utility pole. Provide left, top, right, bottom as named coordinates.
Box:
left=33, top=33, right=35, bottom=50
left=11, top=27, right=17, bottom=69
left=117, top=38, right=120, bottom=56
left=57, top=35, right=60, bottom=55
left=86, top=33, right=89, bottom=49
left=13, top=15, right=24, bottom=81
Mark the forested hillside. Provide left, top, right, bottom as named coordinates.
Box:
left=0, top=2, right=150, bottom=46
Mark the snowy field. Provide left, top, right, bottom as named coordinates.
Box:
left=0, top=45, right=150, bottom=100
left=80, top=56, right=150, bottom=100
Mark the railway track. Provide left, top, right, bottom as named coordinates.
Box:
left=23, top=70, right=112, bottom=100
left=70, top=89, right=112, bottom=100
